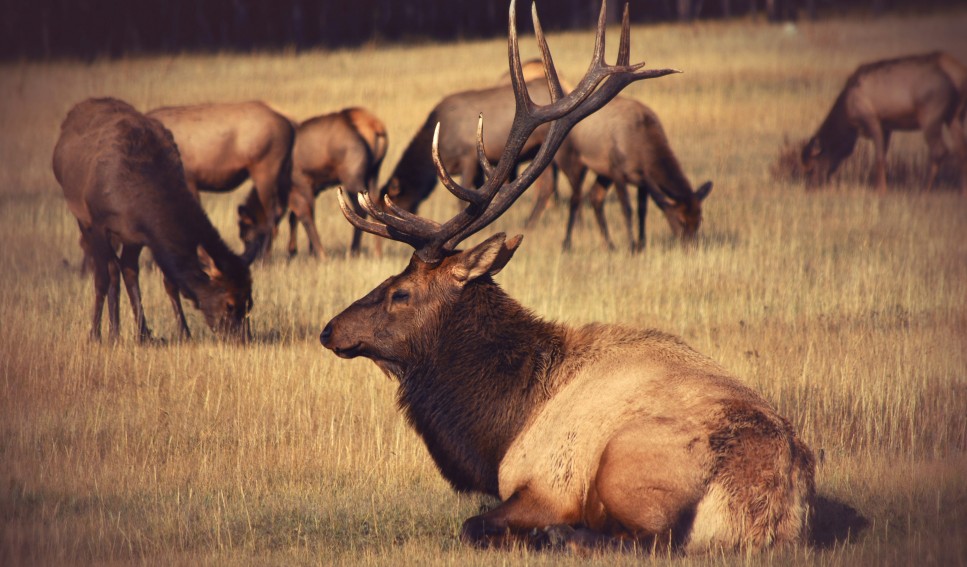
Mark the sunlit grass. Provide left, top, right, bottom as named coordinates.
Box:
left=1, top=7, right=966, bottom=566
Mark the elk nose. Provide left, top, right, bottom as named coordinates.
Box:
left=320, top=323, right=333, bottom=346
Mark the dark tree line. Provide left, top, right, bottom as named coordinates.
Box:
left=0, top=0, right=957, bottom=60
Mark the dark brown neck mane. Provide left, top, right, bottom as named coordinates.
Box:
left=395, top=278, right=565, bottom=496
left=382, top=115, right=440, bottom=213
left=815, top=87, right=859, bottom=163
left=143, top=185, right=249, bottom=306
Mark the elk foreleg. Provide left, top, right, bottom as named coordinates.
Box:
left=923, top=121, right=949, bottom=192
left=460, top=488, right=579, bottom=550
left=84, top=228, right=111, bottom=342
left=289, top=189, right=326, bottom=259
left=635, top=181, right=651, bottom=253
left=589, top=175, right=616, bottom=251
left=163, top=277, right=191, bottom=340
left=865, top=120, right=889, bottom=194
left=561, top=163, right=589, bottom=252
left=119, top=244, right=152, bottom=342
left=613, top=180, right=635, bottom=252
left=524, top=167, right=559, bottom=229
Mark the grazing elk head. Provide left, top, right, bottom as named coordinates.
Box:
left=647, top=180, right=713, bottom=243
left=321, top=0, right=677, bottom=367
left=196, top=247, right=253, bottom=341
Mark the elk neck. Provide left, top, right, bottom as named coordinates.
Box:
left=396, top=276, right=567, bottom=496
left=815, top=86, right=859, bottom=160
left=382, top=114, right=440, bottom=213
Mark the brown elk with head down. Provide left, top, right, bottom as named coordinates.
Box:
left=801, top=51, right=967, bottom=194
left=538, top=95, right=712, bottom=252
left=54, top=98, right=253, bottom=342
left=320, top=0, right=813, bottom=553
left=147, top=101, right=295, bottom=263
left=261, top=107, right=388, bottom=258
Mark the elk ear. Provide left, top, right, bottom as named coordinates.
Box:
left=450, top=232, right=522, bottom=284
left=238, top=204, right=254, bottom=225
left=198, top=246, right=222, bottom=280
left=386, top=178, right=401, bottom=198
left=695, top=181, right=713, bottom=201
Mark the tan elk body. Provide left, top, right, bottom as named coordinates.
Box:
left=281, top=107, right=388, bottom=257
left=147, top=101, right=295, bottom=262
left=549, top=96, right=712, bottom=251
left=802, top=51, right=967, bottom=194
left=322, top=0, right=814, bottom=553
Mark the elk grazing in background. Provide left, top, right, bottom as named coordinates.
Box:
left=378, top=74, right=557, bottom=217
left=271, top=107, right=387, bottom=258
left=54, top=98, right=253, bottom=342
left=147, top=101, right=295, bottom=263
left=547, top=96, right=712, bottom=252
left=801, top=51, right=967, bottom=195
left=321, top=0, right=814, bottom=553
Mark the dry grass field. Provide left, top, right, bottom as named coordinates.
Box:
left=2, top=7, right=966, bottom=566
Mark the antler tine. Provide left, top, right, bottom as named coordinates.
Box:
left=335, top=188, right=425, bottom=249
left=431, top=122, right=487, bottom=207
left=531, top=2, right=565, bottom=103
left=355, top=187, right=449, bottom=246
left=617, top=2, right=630, bottom=67
left=475, top=114, right=496, bottom=181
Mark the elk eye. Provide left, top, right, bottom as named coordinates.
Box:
left=391, top=289, right=410, bottom=303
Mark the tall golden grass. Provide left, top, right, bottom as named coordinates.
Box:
left=1, top=8, right=966, bottom=566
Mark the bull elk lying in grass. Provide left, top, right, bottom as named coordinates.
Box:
left=54, top=98, right=253, bottom=342
left=321, top=0, right=814, bottom=553
left=801, top=51, right=967, bottom=194
left=147, top=101, right=295, bottom=263
left=251, top=107, right=388, bottom=258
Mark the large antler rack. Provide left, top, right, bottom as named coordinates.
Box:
left=338, top=0, right=680, bottom=263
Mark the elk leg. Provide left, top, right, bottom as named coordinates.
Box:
left=344, top=179, right=368, bottom=256
left=923, top=121, right=948, bottom=192
left=290, top=189, right=326, bottom=259
left=101, top=244, right=122, bottom=341
left=613, top=180, right=635, bottom=252
left=561, top=163, right=588, bottom=252
left=524, top=166, right=558, bottom=228
left=84, top=229, right=112, bottom=342
left=866, top=120, right=889, bottom=194
left=635, top=182, right=650, bottom=253
left=119, top=244, right=152, bottom=342
left=163, top=277, right=191, bottom=340
left=589, top=175, right=616, bottom=251
left=287, top=211, right=299, bottom=256
left=946, top=115, right=967, bottom=196
left=460, top=488, right=577, bottom=549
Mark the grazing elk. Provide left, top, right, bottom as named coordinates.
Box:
left=801, top=51, right=967, bottom=194
left=54, top=98, right=253, bottom=342
left=380, top=69, right=560, bottom=218
left=147, top=101, right=295, bottom=262
left=321, top=1, right=814, bottom=554
left=551, top=96, right=712, bottom=252
left=273, top=107, right=387, bottom=258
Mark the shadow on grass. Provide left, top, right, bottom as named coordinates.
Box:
left=810, top=494, right=869, bottom=549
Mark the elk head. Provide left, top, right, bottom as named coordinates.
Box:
left=197, top=247, right=253, bottom=341
left=647, top=180, right=712, bottom=243
left=321, top=0, right=677, bottom=367
left=237, top=194, right=276, bottom=264
left=800, top=130, right=857, bottom=188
